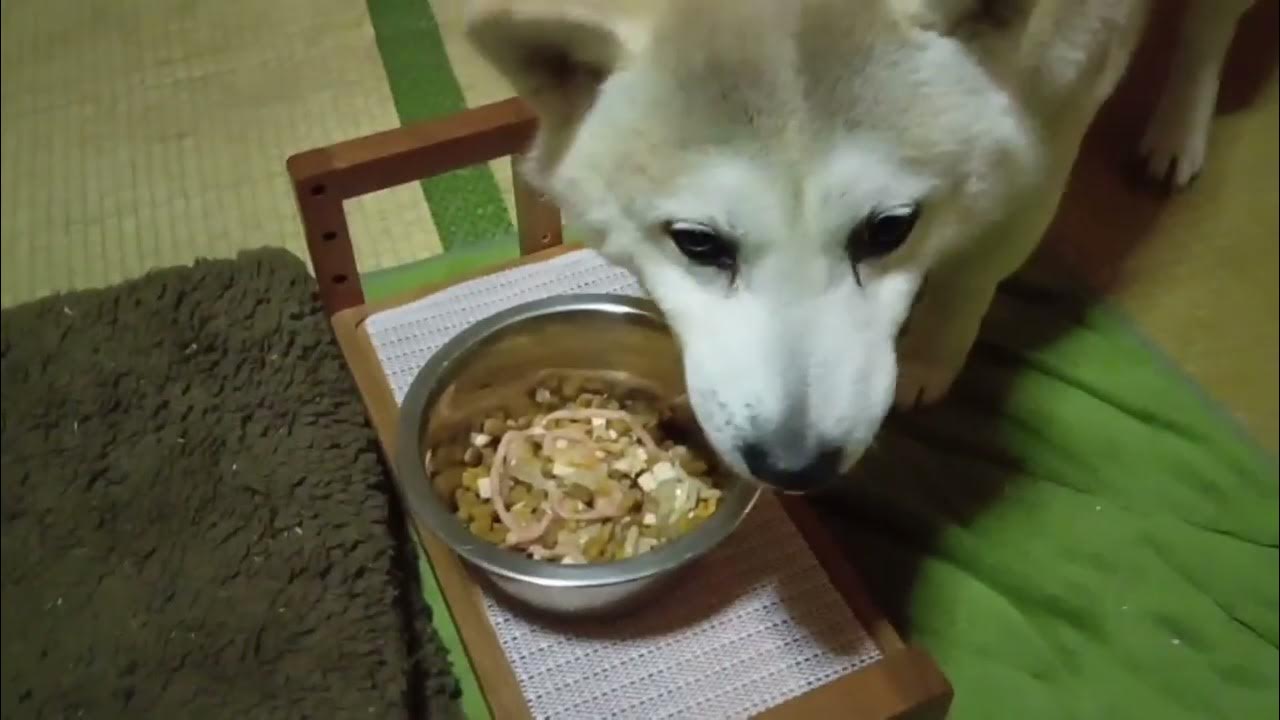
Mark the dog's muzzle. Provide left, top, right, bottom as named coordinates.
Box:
left=740, top=444, right=843, bottom=495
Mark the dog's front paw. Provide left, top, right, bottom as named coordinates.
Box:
left=1139, top=75, right=1217, bottom=189
left=894, top=355, right=963, bottom=410
left=1139, top=108, right=1208, bottom=189
left=894, top=281, right=989, bottom=410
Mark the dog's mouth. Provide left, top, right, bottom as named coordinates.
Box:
left=739, top=468, right=848, bottom=497
left=672, top=396, right=862, bottom=497
left=777, top=487, right=814, bottom=496
left=759, top=482, right=845, bottom=498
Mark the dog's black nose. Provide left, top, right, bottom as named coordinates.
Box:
left=741, top=444, right=842, bottom=494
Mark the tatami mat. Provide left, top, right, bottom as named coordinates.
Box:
left=0, top=0, right=440, bottom=307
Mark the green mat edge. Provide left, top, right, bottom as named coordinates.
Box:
left=1087, top=300, right=1278, bottom=474
left=413, top=540, right=487, bottom=720
left=1004, top=264, right=1277, bottom=473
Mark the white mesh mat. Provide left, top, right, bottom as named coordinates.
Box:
left=364, top=250, right=883, bottom=719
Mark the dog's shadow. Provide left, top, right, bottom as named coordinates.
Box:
left=814, top=0, right=1277, bottom=639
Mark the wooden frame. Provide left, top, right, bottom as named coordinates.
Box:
left=287, top=98, right=953, bottom=720
left=287, top=98, right=562, bottom=318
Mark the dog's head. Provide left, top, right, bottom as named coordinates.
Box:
left=468, top=0, right=1043, bottom=492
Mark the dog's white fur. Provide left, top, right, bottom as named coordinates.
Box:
left=465, top=0, right=1255, bottom=490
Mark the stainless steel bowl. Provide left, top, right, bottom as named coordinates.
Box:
left=396, top=294, right=761, bottom=617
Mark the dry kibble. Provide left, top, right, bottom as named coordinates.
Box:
left=563, top=484, right=593, bottom=504
left=455, top=488, right=480, bottom=510
left=509, top=484, right=531, bottom=505
left=561, top=375, right=583, bottom=398
left=436, top=445, right=465, bottom=465
left=432, top=466, right=465, bottom=499
left=463, top=446, right=483, bottom=467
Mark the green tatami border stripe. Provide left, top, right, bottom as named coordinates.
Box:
left=367, top=0, right=514, bottom=252
left=364, top=2, right=512, bottom=718
left=364, top=235, right=522, bottom=303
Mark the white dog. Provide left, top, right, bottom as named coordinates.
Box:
left=465, top=0, right=1255, bottom=492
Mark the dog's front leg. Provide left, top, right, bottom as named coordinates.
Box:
left=1139, top=0, right=1255, bottom=188
left=895, top=171, right=1073, bottom=410
left=894, top=271, right=998, bottom=409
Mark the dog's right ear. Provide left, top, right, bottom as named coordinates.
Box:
left=465, top=0, right=638, bottom=134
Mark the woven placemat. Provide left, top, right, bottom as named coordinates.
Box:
left=0, top=249, right=460, bottom=719
left=366, top=250, right=883, bottom=719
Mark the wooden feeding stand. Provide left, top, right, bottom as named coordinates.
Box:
left=287, top=97, right=953, bottom=720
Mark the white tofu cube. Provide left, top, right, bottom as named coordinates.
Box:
left=652, top=461, right=679, bottom=484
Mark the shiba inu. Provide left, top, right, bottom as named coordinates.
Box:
left=464, top=0, right=1255, bottom=492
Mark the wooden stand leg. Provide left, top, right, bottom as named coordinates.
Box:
left=290, top=181, right=362, bottom=317
left=512, top=156, right=563, bottom=256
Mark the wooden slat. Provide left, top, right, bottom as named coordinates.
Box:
left=287, top=98, right=536, bottom=202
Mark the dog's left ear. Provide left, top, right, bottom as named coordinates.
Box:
left=465, top=0, right=640, bottom=135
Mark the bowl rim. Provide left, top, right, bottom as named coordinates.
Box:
left=395, top=293, right=762, bottom=589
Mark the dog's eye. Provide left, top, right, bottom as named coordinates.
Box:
left=667, top=221, right=737, bottom=272
left=848, top=203, right=921, bottom=266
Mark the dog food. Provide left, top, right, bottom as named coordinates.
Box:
left=428, top=373, right=723, bottom=564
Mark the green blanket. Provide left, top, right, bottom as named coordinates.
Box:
left=829, top=266, right=1279, bottom=719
